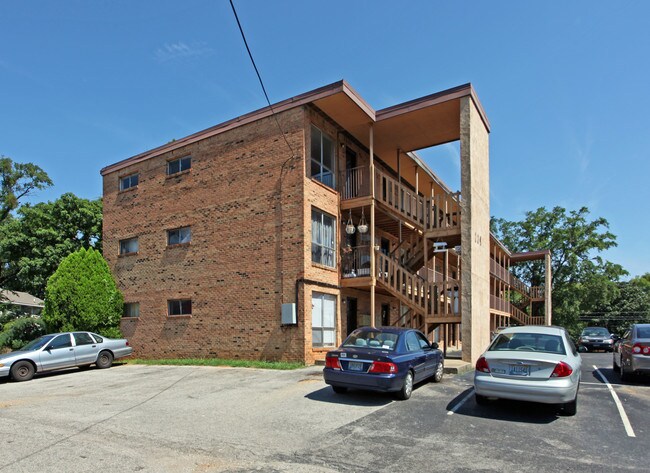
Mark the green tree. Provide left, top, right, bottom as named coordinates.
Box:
left=42, top=248, right=123, bottom=338
left=0, top=193, right=102, bottom=298
left=0, top=316, right=46, bottom=350
left=491, top=206, right=627, bottom=335
left=0, top=156, right=52, bottom=224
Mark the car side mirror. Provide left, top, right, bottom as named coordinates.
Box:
left=578, top=346, right=588, bottom=353
left=430, top=342, right=439, bottom=350
left=611, top=334, right=619, bottom=341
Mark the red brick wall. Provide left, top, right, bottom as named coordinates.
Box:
left=103, top=107, right=311, bottom=362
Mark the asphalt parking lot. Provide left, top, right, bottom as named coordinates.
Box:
left=0, top=352, right=647, bottom=473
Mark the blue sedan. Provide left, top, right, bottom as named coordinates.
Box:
left=323, top=327, right=444, bottom=400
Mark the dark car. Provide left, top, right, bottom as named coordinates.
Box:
left=578, top=327, right=616, bottom=352
left=613, top=323, right=650, bottom=381
left=323, top=327, right=444, bottom=400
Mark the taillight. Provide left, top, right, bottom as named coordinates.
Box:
left=632, top=343, right=650, bottom=355
left=125, top=341, right=130, bottom=346
left=551, top=361, right=573, bottom=378
left=475, top=356, right=490, bottom=373
left=368, top=361, right=397, bottom=373
left=325, top=356, right=341, bottom=370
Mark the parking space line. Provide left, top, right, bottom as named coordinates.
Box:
left=593, top=365, right=636, bottom=438
left=447, top=389, right=474, bottom=416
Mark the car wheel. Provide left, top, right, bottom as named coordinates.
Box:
left=396, top=370, right=414, bottom=400
left=620, top=359, right=632, bottom=382
left=96, top=351, right=114, bottom=369
left=10, top=361, right=35, bottom=382
left=475, top=393, right=489, bottom=406
left=432, top=362, right=444, bottom=383
left=332, top=386, right=347, bottom=394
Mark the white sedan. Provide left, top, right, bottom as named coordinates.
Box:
left=474, top=325, right=581, bottom=415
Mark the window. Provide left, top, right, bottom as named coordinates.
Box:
left=119, top=237, right=139, bottom=255
left=311, top=209, right=336, bottom=268
left=312, top=292, right=336, bottom=347
left=119, top=173, right=139, bottom=191
left=167, top=156, right=192, bottom=175
left=167, top=227, right=191, bottom=246
left=405, top=332, right=421, bottom=352
left=48, top=334, right=72, bottom=350
left=73, top=332, right=95, bottom=346
left=310, top=125, right=335, bottom=188
left=123, top=303, right=140, bottom=318
left=168, top=299, right=192, bottom=316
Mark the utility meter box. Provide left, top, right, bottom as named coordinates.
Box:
left=281, top=303, right=297, bottom=325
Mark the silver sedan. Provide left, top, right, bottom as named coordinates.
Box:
left=0, top=331, right=133, bottom=382
left=473, top=325, right=582, bottom=416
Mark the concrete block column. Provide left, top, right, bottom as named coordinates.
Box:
left=460, top=96, right=491, bottom=364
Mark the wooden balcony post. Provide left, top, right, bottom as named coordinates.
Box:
left=370, top=123, right=376, bottom=328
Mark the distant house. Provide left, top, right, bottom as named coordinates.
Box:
left=0, top=289, right=44, bottom=316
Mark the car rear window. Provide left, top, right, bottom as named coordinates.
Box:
left=489, top=333, right=566, bottom=355
left=342, top=329, right=399, bottom=351
left=636, top=327, right=650, bottom=339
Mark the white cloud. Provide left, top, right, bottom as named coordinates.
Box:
left=154, top=41, right=213, bottom=63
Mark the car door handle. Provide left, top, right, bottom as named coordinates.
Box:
left=69, top=348, right=74, bottom=351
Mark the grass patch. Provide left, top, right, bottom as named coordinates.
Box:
left=126, top=358, right=305, bottom=370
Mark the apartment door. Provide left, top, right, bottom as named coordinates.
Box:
left=345, top=147, right=357, bottom=198
left=346, top=297, right=358, bottom=335
left=381, top=303, right=390, bottom=327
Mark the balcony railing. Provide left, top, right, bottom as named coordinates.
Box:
left=341, top=245, right=371, bottom=278
left=339, top=166, right=461, bottom=233
left=490, top=295, right=544, bottom=326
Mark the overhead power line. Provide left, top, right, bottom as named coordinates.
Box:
left=229, top=0, right=296, bottom=160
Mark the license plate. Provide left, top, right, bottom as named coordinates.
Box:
left=509, top=365, right=530, bottom=376
left=348, top=361, right=364, bottom=371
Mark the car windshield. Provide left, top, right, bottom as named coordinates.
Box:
left=489, top=333, right=566, bottom=355
left=20, top=335, right=55, bottom=351
left=342, top=328, right=399, bottom=351
left=581, top=328, right=610, bottom=337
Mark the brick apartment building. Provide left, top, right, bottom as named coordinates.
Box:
left=101, top=81, right=551, bottom=365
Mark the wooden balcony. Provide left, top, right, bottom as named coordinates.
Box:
left=339, top=166, right=461, bottom=236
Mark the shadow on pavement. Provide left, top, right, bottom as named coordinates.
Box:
left=306, top=386, right=394, bottom=407
left=446, top=388, right=560, bottom=424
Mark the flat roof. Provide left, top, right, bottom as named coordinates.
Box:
left=101, top=80, right=490, bottom=182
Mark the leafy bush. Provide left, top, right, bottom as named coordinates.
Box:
left=0, top=316, right=46, bottom=350
left=42, top=247, right=123, bottom=338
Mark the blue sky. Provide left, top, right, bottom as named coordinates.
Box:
left=1, top=1, right=648, bottom=277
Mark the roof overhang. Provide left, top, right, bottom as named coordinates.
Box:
left=101, top=80, right=490, bottom=185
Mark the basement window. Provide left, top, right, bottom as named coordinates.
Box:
left=123, top=302, right=140, bottom=318
left=168, top=299, right=192, bottom=316
left=167, top=226, right=191, bottom=246
left=119, top=237, right=139, bottom=255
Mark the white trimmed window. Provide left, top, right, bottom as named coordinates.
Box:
left=167, top=156, right=191, bottom=175
left=123, top=303, right=140, bottom=318
left=168, top=299, right=192, bottom=316
left=310, top=125, right=335, bottom=188
left=119, top=237, right=139, bottom=255
left=311, top=209, right=336, bottom=268
left=119, top=173, right=139, bottom=191
left=312, top=292, right=336, bottom=347
left=167, top=227, right=191, bottom=246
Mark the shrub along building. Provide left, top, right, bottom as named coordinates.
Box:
left=101, top=81, right=552, bottom=365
